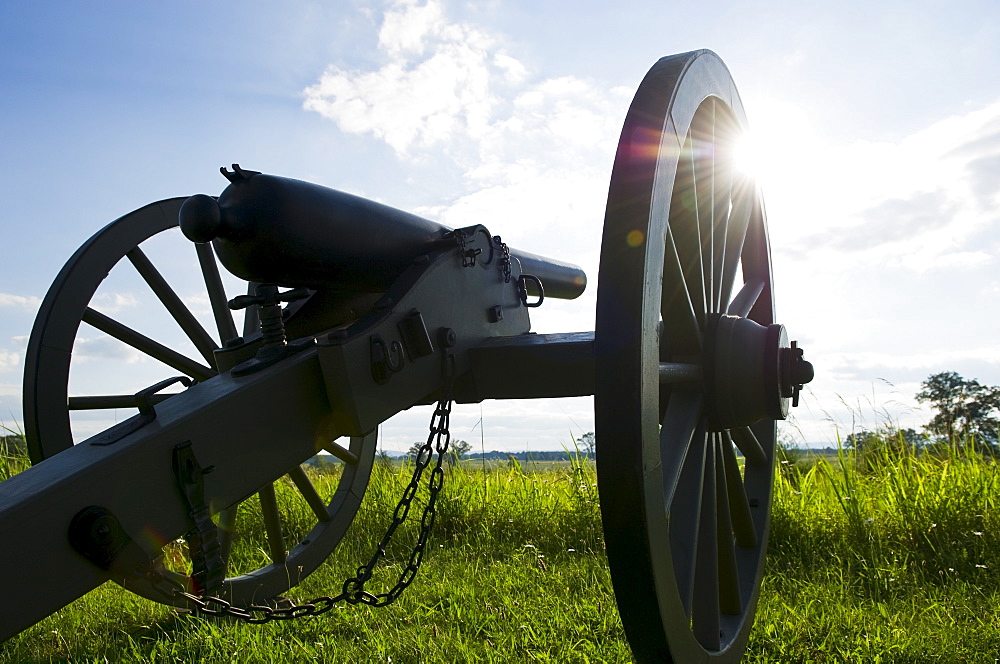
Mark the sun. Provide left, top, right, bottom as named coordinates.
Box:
left=733, top=130, right=766, bottom=179
left=730, top=98, right=819, bottom=193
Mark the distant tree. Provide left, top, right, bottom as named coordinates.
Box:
left=405, top=438, right=471, bottom=465
left=898, top=428, right=926, bottom=449
left=0, top=435, right=25, bottom=455
left=916, top=372, right=1000, bottom=454
left=844, top=427, right=923, bottom=471
left=405, top=441, right=426, bottom=463
left=576, top=432, right=596, bottom=457
left=447, top=439, right=472, bottom=465
left=843, top=430, right=883, bottom=453
left=844, top=428, right=925, bottom=452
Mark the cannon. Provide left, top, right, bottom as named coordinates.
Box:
left=0, top=50, right=812, bottom=662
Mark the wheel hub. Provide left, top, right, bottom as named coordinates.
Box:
left=704, top=313, right=814, bottom=431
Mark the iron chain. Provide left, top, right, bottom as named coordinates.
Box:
left=493, top=235, right=512, bottom=283
left=338, top=388, right=452, bottom=607
left=149, top=352, right=457, bottom=624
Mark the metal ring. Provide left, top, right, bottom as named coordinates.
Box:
left=517, top=274, right=545, bottom=308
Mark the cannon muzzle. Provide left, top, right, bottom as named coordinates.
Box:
left=179, top=169, right=586, bottom=299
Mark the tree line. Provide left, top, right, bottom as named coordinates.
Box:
left=846, top=371, right=1000, bottom=457
left=402, top=431, right=596, bottom=464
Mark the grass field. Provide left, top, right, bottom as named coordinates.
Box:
left=3, top=439, right=1000, bottom=663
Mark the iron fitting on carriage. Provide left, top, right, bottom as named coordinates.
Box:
left=703, top=313, right=814, bottom=431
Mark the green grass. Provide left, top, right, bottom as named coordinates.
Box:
left=3, top=441, right=1000, bottom=662
left=752, top=441, right=1000, bottom=662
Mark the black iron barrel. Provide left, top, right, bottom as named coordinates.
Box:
left=179, top=172, right=586, bottom=299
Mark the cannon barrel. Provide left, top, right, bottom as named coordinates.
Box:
left=179, top=171, right=587, bottom=299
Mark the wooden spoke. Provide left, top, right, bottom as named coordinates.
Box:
left=711, top=108, right=736, bottom=314
left=662, top=227, right=704, bottom=353
left=730, top=426, right=767, bottom=468
left=694, top=104, right=715, bottom=317
left=742, top=217, right=775, bottom=325
left=195, top=242, right=239, bottom=344
left=82, top=307, right=215, bottom=381
left=68, top=394, right=174, bottom=410
left=126, top=246, right=219, bottom=364
left=691, top=440, right=720, bottom=650
left=668, top=420, right=708, bottom=617
left=727, top=278, right=765, bottom=318
left=288, top=466, right=331, bottom=523
left=258, top=483, right=287, bottom=564
left=660, top=391, right=704, bottom=484
left=715, top=436, right=742, bottom=616
left=721, top=433, right=758, bottom=549
left=719, top=176, right=753, bottom=313
left=217, top=505, right=238, bottom=567
left=323, top=440, right=360, bottom=465
left=677, top=134, right=708, bottom=325
left=242, top=282, right=261, bottom=336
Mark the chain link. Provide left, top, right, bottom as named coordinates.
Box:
left=337, top=390, right=452, bottom=608
left=149, top=351, right=457, bottom=624
left=493, top=235, right=512, bottom=283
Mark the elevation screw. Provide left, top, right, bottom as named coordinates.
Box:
left=228, top=284, right=309, bottom=349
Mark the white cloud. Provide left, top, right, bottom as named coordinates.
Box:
left=827, top=347, right=1000, bottom=377
left=73, top=336, right=143, bottom=363
left=0, top=293, right=40, bottom=310
left=0, top=351, right=19, bottom=373
left=90, top=292, right=139, bottom=315
left=181, top=293, right=213, bottom=318
left=302, top=0, right=628, bottom=184
left=762, top=99, right=1000, bottom=272
left=377, top=0, right=448, bottom=56
left=493, top=51, right=527, bottom=84
left=303, top=0, right=499, bottom=156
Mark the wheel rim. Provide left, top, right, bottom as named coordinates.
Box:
left=23, top=199, right=377, bottom=605
left=595, top=50, right=778, bottom=662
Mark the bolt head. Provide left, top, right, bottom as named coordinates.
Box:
left=440, top=328, right=457, bottom=348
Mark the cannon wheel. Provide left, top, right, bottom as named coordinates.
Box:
left=22, top=199, right=377, bottom=607
left=595, top=50, right=777, bottom=662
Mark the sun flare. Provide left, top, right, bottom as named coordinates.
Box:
left=733, top=131, right=765, bottom=179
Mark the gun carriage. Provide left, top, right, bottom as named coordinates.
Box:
left=1, top=50, right=812, bottom=662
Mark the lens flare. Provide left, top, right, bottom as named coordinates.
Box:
left=734, top=131, right=762, bottom=177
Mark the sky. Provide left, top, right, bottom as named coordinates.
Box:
left=2, top=0, right=1000, bottom=454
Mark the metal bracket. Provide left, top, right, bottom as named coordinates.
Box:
left=91, top=376, right=194, bottom=446
left=449, top=229, right=482, bottom=267
left=517, top=274, right=545, bottom=308
left=172, top=442, right=225, bottom=596
left=397, top=310, right=435, bottom=360
left=781, top=341, right=814, bottom=407
left=371, top=334, right=405, bottom=384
